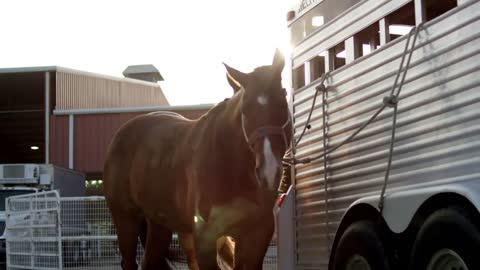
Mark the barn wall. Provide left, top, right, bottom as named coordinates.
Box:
left=55, top=71, right=168, bottom=110
left=73, top=109, right=209, bottom=176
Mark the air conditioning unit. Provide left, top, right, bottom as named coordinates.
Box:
left=0, top=164, right=40, bottom=184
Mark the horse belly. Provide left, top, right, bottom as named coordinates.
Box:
left=130, top=165, right=195, bottom=232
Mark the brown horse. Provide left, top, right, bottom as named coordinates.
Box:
left=103, top=49, right=291, bottom=270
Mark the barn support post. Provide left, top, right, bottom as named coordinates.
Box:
left=45, top=72, right=50, bottom=164
left=69, top=114, right=74, bottom=169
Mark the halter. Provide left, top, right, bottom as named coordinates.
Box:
left=241, top=110, right=291, bottom=152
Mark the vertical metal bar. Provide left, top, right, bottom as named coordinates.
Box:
left=45, top=72, right=50, bottom=164
left=69, top=114, right=75, bottom=169
left=325, top=49, right=335, bottom=72
left=414, top=0, right=426, bottom=25
left=55, top=191, right=63, bottom=270
left=345, top=36, right=359, bottom=64
left=5, top=198, right=11, bottom=268
left=277, top=187, right=296, bottom=270
left=304, top=61, right=312, bottom=85
left=29, top=196, right=34, bottom=268
left=379, top=18, right=391, bottom=46
left=369, top=36, right=377, bottom=52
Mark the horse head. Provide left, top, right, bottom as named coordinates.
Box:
left=223, top=49, right=292, bottom=192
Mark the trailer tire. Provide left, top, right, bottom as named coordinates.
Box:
left=332, top=220, right=390, bottom=270
left=409, top=208, right=480, bottom=270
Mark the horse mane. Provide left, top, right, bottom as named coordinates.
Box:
left=188, top=91, right=256, bottom=210
left=199, top=98, right=231, bottom=121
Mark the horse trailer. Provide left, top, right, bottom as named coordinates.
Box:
left=278, top=0, right=480, bottom=269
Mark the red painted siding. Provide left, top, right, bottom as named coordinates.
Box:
left=73, top=109, right=208, bottom=175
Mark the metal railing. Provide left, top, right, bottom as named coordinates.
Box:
left=5, top=192, right=277, bottom=269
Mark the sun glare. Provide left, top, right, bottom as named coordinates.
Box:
left=0, top=0, right=293, bottom=105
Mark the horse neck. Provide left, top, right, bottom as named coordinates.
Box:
left=213, top=94, right=252, bottom=164
left=194, top=94, right=256, bottom=186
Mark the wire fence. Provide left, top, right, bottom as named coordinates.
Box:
left=5, top=191, right=277, bottom=270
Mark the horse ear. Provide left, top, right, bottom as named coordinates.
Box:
left=223, top=63, right=248, bottom=87
left=226, top=73, right=241, bottom=93
left=272, top=48, right=285, bottom=72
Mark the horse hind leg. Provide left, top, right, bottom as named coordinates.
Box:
left=141, top=220, right=173, bottom=270
left=111, top=211, right=142, bottom=270
left=139, top=219, right=147, bottom=249
left=179, top=233, right=199, bottom=270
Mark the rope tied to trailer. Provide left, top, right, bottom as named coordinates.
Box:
left=378, top=22, right=424, bottom=213
left=281, top=22, right=423, bottom=226
left=282, top=73, right=330, bottom=166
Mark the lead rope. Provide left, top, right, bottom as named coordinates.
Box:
left=294, top=73, right=330, bottom=148
left=378, top=23, right=423, bottom=214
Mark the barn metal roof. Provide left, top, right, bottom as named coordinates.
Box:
left=53, top=104, right=214, bottom=115
left=0, top=66, right=160, bottom=87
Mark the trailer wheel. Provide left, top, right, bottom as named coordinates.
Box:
left=332, top=220, right=390, bottom=270
left=409, top=208, right=480, bottom=270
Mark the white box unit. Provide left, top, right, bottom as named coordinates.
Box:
left=0, top=164, right=39, bottom=184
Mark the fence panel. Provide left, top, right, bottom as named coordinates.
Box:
left=6, top=191, right=62, bottom=270
left=7, top=192, right=277, bottom=269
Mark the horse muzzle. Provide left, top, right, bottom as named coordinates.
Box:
left=255, top=164, right=282, bottom=191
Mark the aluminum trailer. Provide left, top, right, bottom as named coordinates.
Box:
left=278, top=0, right=480, bottom=269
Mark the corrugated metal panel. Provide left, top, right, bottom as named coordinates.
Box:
left=72, top=109, right=208, bottom=175
left=74, top=113, right=141, bottom=174
left=49, top=115, right=69, bottom=168
left=292, top=2, right=480, bottom=269
left=55, top=72, right=168, bottom=111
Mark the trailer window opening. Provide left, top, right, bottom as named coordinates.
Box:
left=310, top=54, right=326, bottom=81
left=293, top=65, right=306, bottom=90
left=331, top=42, right=346, bottom=70
left=354, top=22, right=380, bottom=58
left=386, top=2, right=416, bottom=42
left=425, top=0, right=457, bottom=21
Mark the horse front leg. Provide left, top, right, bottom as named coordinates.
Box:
left=234, top=215, right=275, bottom=270
left=194, top=226, right=220, bottom=270
left=179, top=232, right=199, bottom=270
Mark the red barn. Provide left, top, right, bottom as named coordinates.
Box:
left=0, top=66, right=212, bottom=188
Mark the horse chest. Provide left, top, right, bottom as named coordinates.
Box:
left=196, top=197, right=259, bottom=236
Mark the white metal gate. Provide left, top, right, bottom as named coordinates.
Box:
left=6, top=191, right=277, bottom=269
left=6, top=191, right=63, bottom=269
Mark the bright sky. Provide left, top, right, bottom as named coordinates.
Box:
left=0, top=0, right=294, bottom=105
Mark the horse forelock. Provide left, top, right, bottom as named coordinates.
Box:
left=251, top=66, right=281, bottom=93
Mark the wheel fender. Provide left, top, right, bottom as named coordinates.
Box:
left=347, top=180, right=480, bottom=234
